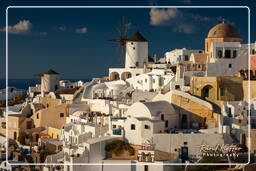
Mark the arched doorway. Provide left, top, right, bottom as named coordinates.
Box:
left=121, top=72, right=132, bottom=80
left=201, top=85, right=214, bottom=99
left=109, top=72, right=120, bottom=81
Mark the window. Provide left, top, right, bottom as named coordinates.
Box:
left=131, top=124, right=136, bottom=130
left=55, top=85, right=58, bottom=91
left=136, top=62, right=139, bottom=67
left=1, top=122, right=6, bottom=129
left=233, top=50, right=237, bottom=58
left=217, top=50, right=222, bottom=58
left=165, top=120, right=169, bottom=128
left=145, top=79, right=147, bottom=83
left=60, top=113, right=64, bottom=117
left=46, top=104, right=49, bottom=108
left=153, top=79, right=155, bottom=83
left=37, top=113, right=39, bottom=119
left=113, top=125, right=116, bottom=129
left=145, top=165, right=148, bottom=171
left=184, top=142, right=188, bottom=145
left=175, top=85, right=180, bottom=90
left=229, top=64, right=232, bottom=68
left=228, top=108, right=232, bottom=117
left=184, top=55, right=189, bottom=61
left=220, top=88, right=225, bottom=96
left=252, top=49, right=255, bottom=55
left=161, top=114, right=164, bottom=121
left=133, top=47, right=135, bottom=50
left=136, top=73, right=140, bottom=76
left=131, top=42, right=133, bottom=45
left=144, top=125, right=150, bottom=129
left=225, top=50, right=231, bottom=58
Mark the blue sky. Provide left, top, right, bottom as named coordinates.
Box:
left=0, top=0, right=255, bottom=79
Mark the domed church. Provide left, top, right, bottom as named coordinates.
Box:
left=204, top=22, right=245, bottom=63
left=202, top=22, right=249, bottom=77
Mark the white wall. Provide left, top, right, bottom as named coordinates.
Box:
left=125, top=41, right=148, bottom=68
left=165, top=48, right=202, bottom=65
left=206, top=51, right=248, bottom=76
left=41, top=74, right=59, bottom=93
left=126, top=69, right=174, bottom=92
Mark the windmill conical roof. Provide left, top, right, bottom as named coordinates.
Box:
left=127, top=32, right=147, bottom=42
left=34, top=69, right=59, bottom=77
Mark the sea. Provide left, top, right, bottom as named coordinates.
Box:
left=0, top=78, right=91, bottom=90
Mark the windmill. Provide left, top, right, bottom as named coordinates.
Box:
left=108, top=17, right=130, bottom=65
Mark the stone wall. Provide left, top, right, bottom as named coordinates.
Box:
left=171, top=91, right=219, bottom=128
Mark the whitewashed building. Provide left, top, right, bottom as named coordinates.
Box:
left=124, top=101, right=179, bottom=145
left=0, top=87, right=25, bottom=101
left=126, top=68, right=175, bottom=92
left=164, top=48, right=203, bottom=65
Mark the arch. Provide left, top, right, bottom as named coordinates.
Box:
left=109, top=72, right=120, bottom=81
left=217, top=50, right=222, bottom=58
left=233, top=50, right=237, bottom=58
left=121, top=72, right=132, bottom=80
left=201, top=85, right=214, bottom=99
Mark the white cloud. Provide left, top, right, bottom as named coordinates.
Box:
left=149, top=8, right=235, bottom=34
left=150, top=8, right=195, bottom=34
left=0, top=20, right=32, bottom=34
left=150, top=8, right=180, bottom=26
left=75, top=27, right=88, bottom=34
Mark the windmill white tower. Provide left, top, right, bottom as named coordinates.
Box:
left=125, top=32, right=148, bottom=68
left=35, top=69, right=60, bottom=97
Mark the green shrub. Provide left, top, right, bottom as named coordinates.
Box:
left=105, top=140, right=135, bottom=156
